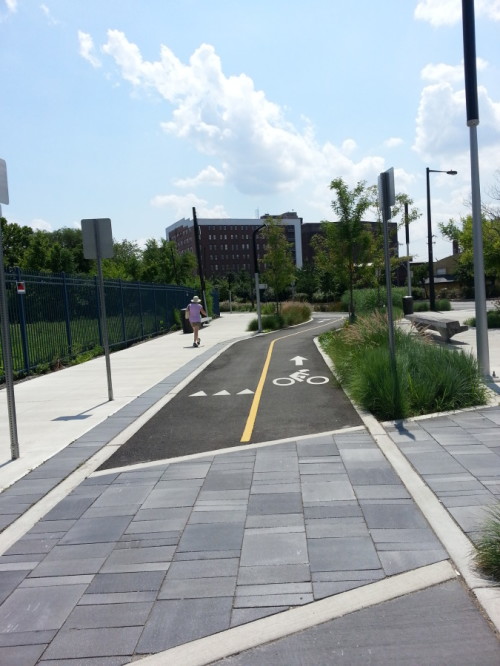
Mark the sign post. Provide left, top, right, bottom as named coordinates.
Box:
left=82, top=218, right=114, bottom=401
left=378, top=166, right=401, bottom=415
left=0, top=158, right=20, bottom=459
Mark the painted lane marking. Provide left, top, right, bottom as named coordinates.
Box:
left=290, top=355, right=307, bottom=366
left=189, top=389, right=255, bottom=397
left=240, top=321, right=336, bottom=443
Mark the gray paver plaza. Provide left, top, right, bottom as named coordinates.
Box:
left=0, top=429, right=453, bottom=661
left=0, top=311, right=499, bottom=663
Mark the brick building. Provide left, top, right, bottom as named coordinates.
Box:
left=166, top=214, right=399, bottom=279
left=166, top=212, right=303, bottom=278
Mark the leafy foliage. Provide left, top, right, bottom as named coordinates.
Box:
left=320, top=311, right=487, bottom=420
left=261, top=217, right=296, bottom=310
left=1, top=217, right=197, bottom=286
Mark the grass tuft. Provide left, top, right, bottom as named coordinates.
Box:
left=475, top=504, right=500, bottom=581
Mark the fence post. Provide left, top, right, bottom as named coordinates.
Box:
left=153, top=288, right=159, bottom=332
left=119, top=279, right=127, bottom=345
left=15, top=266, right=30, bottom=373
left=139, top=284, right=144, bottom=338
left=62, top=272, right=73, bottom=356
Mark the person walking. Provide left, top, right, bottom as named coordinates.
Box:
left=186, top=296, right=206, bottom=347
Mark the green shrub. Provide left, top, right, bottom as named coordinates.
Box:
left=247, top=313, right=284, bottom=331
left=475, top=504, right=500, bottom=581
left=282, top=302, right=312, bottom=326
left=313, top=302, right=345, bottom=312
left=340, top=287, right=409, bottom=314
left=436, top=299, right=451, bottom=311
left=413, top=301, right=429, bottom=312
left=247, top=302, right=311, bottom=331
left=320, top=311, right=487, bottom=420
left=467, top=310, right=500, bottom=328
left=219, top=301, right=254, bottom=312
left=261, top=302, right=276, bottom=315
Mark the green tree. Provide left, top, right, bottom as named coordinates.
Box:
left=140, top=238, right=196, bottom=285
left=261, top=216, right=295, bottom=311
left=366, top=187, right=421, bottom=290
left=411, top=262, right=430, bottom=297
left=0, top=218, right=34, bottom=267
left=102, top=240, right=142, bottom=280
left=48, top=227, right=92, bottom=274
left=318, top=178, right=373, bottom=321
left=232, top=270, right=254, bottom=304
left=440, top=214, right=500, bottom=295
left=23, top=231, right=51, bottom=271
left=294, top=262, right=319, bottom=300
left=47, top=242, right=76, bottom=273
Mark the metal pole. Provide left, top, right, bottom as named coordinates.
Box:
left=462, top=0, right=490, bottom=379
left=0, top=204, right=20, bottom=459
left=252, top=225, right=265, bottom=333
left=405, top=202, right=411, bottom=296
left=94, top=225, right=113, bottom=401
left=469, top=125, right=490, bottom=377
left=192, top=208, right=208, bottom=315
left=426, top=168, right=436, bottom=311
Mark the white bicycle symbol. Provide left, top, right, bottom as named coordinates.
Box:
left=273, top=369, right=329, bottom=386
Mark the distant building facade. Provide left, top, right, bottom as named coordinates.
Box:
left=166, top=213, right=399, bottom=279
left=166, top=212, right=303, bottom=278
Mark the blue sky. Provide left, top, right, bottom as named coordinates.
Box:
left=1, top=0, right=499, bottom=264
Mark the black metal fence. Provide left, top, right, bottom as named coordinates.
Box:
left=1, top=267, right=219, bottom=381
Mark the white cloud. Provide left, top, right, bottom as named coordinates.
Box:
left=40, top=4, right=60, bottom=26
left=174, top=166, right=225, bottom=189
left=91, top=31, right=390, bottom=200
left=150, top=192, right=229, bottom=219
left=78, top=31, right=101, bottom=69
left=415, top=0, right=500, bottom=26
left=29, top=218, right=52, bottom=232
left=341, top=139, right=357, bottom=155
left=384, top=137, right=404, bottom=148
left=5, top=0, right=17, bottom=13
left=421, top=58, right=488, bottom=83
left=413, top=76, right=500, bottom=161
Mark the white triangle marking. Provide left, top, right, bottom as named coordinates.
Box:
left=190, top=391, right=207, bottom=397
left=237, top=389, right=254, bottom=395
left=213, top=390, right=231, bottom=396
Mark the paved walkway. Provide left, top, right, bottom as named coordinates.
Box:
left=0, top=308, right=499, bottom=664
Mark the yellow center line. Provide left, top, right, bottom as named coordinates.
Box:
left=240, top=321, right=335, bottom=443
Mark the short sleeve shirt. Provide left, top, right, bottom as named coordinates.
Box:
left=188, top=303, right=203, bottom=323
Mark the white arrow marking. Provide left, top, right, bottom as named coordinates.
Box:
left=213, top=390, right=230, bottom=396
left=237, top=389, right=254, bottom=395
left=290, top=356, right=307, bottom=366
left=190, top=391, right=207, bottom=397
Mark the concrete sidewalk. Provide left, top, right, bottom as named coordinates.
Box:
left=0, top=309, right=499, bottom=664
left=0, top=312, right=256, bottom=492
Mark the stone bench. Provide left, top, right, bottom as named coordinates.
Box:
left=406, top=314, right=468, bottom=342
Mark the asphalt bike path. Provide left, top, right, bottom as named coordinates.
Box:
left=100, top=317, right=361, bottom=469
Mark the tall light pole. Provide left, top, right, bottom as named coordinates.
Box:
left=426, top=168, right=457, bottom=310
left=252, top=224, right=265, bottom=333
left=462, top=0, right=490, bottom=379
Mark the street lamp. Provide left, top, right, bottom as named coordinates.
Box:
left=426, top=167, right=457, bottom=310
left=252, top=224, right=265, bottom=333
